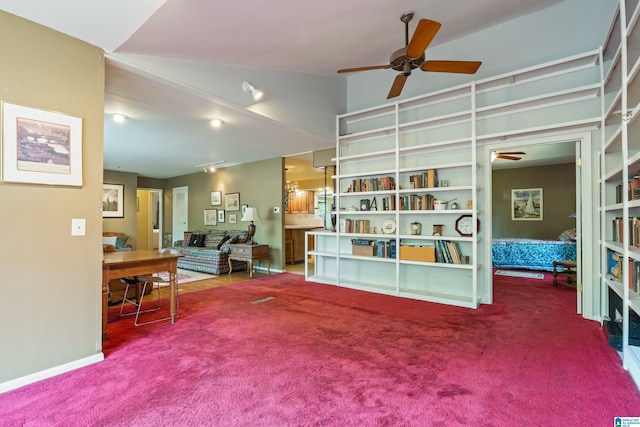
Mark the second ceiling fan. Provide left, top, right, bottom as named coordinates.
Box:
left=337, top=12, right=482, bottom=99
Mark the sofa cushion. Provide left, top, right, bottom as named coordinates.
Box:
left=102, top=236, right=118, bottom=246
left=182, top=232, right=193, bottom=247
left=115, top=235, right=130, bottom=249
left=188, top=234, right=206, bottom=247
left=204, top=230, right=228, bottom=249
left=220, top=235, right=239, bottom=253
left=217, top=235, right=231, bottom=250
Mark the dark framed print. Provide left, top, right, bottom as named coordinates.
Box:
left=103, top=184, right=124, bottom=218
left=218, top=209, right=225, bottom=223
left=210, top=191, right=222, bottom=206
left=225, top=192, right=240, bottom=211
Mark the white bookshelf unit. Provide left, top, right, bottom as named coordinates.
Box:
left=308, top=34, right=602, bottom=310
left=600, top=0, right=640, bottom=388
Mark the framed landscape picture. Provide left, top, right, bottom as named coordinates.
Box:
left=511, top=188, right=543, bottom=221
left=103, top=184, right=124, bottom=218
left=1, top=102, right=83, bottom=186
left=210, top=191, right=222, bottom=206
left=225, top=192, right=240, bottom=211
left=204, top=209, right=217, bottom=226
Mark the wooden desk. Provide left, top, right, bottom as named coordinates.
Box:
left=102, top=250, right=182, bottom=341
left=228, top=244, right=270, bottom=278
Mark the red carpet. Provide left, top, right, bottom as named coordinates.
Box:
left=1, top=272, right=639, bottom=426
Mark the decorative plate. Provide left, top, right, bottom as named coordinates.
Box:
left=381, top=219, right=396, bottom=234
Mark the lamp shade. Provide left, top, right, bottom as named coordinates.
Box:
left=241, top=207, right=261, bottom=222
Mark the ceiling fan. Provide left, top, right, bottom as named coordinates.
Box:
left=337, top=11, right=482, bottom=99
left=491, top=151, right=526, bottom=162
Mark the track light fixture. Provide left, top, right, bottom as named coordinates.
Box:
left=197, top=160, right=225, bottom=173
left=242, top=81, right=263, bottom=101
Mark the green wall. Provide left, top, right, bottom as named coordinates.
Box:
left=0, top=11, right=105, bottom=385
left=164, top=157, right=285, bottom=270
left=492, top=163, right=576, bottom=239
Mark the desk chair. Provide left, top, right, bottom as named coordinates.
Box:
left=119, top=274, right=171, bottom=326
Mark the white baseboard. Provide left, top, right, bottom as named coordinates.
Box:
left=0, top=352, right=104, bottom=394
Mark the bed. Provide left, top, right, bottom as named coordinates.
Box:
left=492, top=230, right=577, bottom=272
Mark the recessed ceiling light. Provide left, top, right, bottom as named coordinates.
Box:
left=209, top=118, right=224, bottom=128
left=111, top=113, right=129, bottom=123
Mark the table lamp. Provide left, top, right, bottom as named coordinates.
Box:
left=241, top=207, right=261, bottom=244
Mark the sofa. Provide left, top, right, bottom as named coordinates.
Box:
left=169, top=230, right=249, bottom=275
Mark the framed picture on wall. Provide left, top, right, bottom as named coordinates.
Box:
left=218, top=209, right=225, bottom=223
left=225, top=192, right=240, bottom=211
left=103, top=184, right=124, bottom=218
left=511, top=188, right=543, bottom=221
left=210, top=191, right=222, bottom=206
left=241, top=204, right=248, bottom=217
left=1, top=101, right=83, bottom=186
left=229, top=213, right=237, bottom=224
left=204, top=209, right=217, bottom=226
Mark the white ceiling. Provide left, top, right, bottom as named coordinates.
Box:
left=0, top=0, right=588, bottom=179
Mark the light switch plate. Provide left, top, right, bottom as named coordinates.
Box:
left=71, top=218, right=86, bottom=236
left=273, top=207, right=280, bottom=213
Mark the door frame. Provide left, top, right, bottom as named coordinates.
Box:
left=482, top=130, right=596, bottom=320
left=172, top=186, right=188, bottom=246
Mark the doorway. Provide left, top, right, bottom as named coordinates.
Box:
left=136, top=189, right=163, bottom=250
left=173, top=186, right=188, bottom=248
left=485, top=132, right=593, bottom=316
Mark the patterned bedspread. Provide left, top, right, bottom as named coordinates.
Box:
left=492, top=238, right=577, bottom=272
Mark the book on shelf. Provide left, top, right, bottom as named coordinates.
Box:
left=408, top=169, right=438, bottom=189
left=375, top=239, right=396, bottom=259
left=432, top=240, right=464, bottom=264
left=399, top=194, right=435, bottom=211
left=341, top=219, right=371, bottom=234
left=629, top=258, right=640, bottom=294
left=347, top=176, right=396, bottom=193
left=607, top=249, right=622, bottom=282
left=382, top=196, right=396, bottom=211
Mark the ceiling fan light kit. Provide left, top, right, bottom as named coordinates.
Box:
left=337, top=11, right=482, bottom=99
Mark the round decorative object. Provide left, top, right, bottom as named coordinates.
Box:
left=381, top=219, right=397, bottom=234
left=410, top=221, right=422, bottom=235
left=455, top=214, right=479, bottom=237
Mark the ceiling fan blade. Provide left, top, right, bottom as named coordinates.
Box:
left=406, top=19, right=441, bottom=59
left=387, top=74, right=408, bottom=99
left=420, top=60, right=482, bottom=74
left=338, top=65, right=392, bottom=73
left=498, top=155, right=522, bottom=161
left=497, top=151, right=526, bottom=155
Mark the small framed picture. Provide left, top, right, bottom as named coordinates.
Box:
left=241, top=204, right=248, bottom=217
left=103, top=183, right=124, bottom=218
left=229, top=213, right=237, bottom=224
left=225, top=192, right=240, bottom=211
left=210, top=191, right=222, bottom=206
left=204, top=209, right=217, bottom=226
left=218, top=210, right=225, bottom=223
left=511, top=188, right=543, bottom=221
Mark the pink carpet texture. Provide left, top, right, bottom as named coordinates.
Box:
left=1, top=271, right=639, bottom=426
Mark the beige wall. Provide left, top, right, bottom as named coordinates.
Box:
left=164, top=157, right=285, bottom=269
left=0, top=11, right=105, bottom=383
left=492, top=163, right=576, bottom=239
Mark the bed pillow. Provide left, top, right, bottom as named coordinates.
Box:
left=558, top=228, right=577, bottom=241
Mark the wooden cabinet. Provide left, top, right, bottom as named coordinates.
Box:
left=287, top=191, right=314, bottom=214
left=285, top=228, right=316, bottom=263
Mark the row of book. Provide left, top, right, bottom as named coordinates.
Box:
left=409, top=169, right=438, bottom=189
left=606, top=250, right=640, bottom=293
left=351, top=239, right=397, bottom=258
left=615, top=175, right=640, bottom=203
left=341, top=219, right=371, bottom=234
left=346, top=176, right=396, bottom=192
left=398, top=194, right=437, bottom=211
left=611, top=217, right=640, bottom=247
left=435, top=240, right=465, bottom=264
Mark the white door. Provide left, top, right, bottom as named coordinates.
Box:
left=173, top=186, right=188, bottom=245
